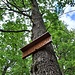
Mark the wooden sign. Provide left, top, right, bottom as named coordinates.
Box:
left=21, top=32, right=52, bottom=59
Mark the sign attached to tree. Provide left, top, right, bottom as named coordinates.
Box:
left=21, top=32, right=52, bottom=59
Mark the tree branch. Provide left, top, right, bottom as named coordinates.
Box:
left=1, top=0, right=31, bottom=19
left=6, top=0, right=21, bottom=11
left=12, top=0, right=31, bottom=12
left=0, top=29, right=30, bottom=33
left=0, top=7, right=31, bottom=19
left=59, top=10, right=75, bottom=17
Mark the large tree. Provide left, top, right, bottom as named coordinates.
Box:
left=0, top=0, right=75, bottom=75
left=30, top=0, right=62, bottom=75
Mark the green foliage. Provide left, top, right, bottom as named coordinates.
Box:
left=0, top=9, right=4, bottom=20
left=0, top=0, right=75, bottom=75
left=45, top=18, right=75, bottom=75
left=0, top=20, right=32, bottom=75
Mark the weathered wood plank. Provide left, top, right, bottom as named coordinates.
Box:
left=21, top=32, right=52, bottom=59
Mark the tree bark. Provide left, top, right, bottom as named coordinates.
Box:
left=30, top=0, right=62, bottom=75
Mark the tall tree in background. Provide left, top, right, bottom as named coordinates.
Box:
left=0, top=0, right=75, bottom=75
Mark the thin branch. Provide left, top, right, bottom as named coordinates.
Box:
left=1, top=0, right=31, bottom=19
left=59, top=10, right=75, bottom=17
left=0, top=29, right=30, bottom=33
left=12, top=0, right=31, bottom=12
left=22, top=9, right=31, bottom=12
left=6, top=0, right=21, bottom=11
left=47, top=9, right=75, bottom=30
left=0, top=7, right=30, bottom=17
left=6, top=0, right=31, bottom=13
left=2, top=0, right=11, bottom=9
left=0, top=7, right=31, bottom=19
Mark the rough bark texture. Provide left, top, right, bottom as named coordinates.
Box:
left=31, top=0, right=62, bottom=75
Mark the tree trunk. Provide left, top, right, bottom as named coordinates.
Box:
left=30, top=0, right=62, bottom=75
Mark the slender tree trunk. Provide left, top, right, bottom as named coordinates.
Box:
left=30, top=0, right=62, bottom=75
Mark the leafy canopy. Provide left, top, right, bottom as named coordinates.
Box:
left=0, top=0, right=75, bottom=75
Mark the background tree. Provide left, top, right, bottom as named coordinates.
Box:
left=0, top=0, right=75, bottom=75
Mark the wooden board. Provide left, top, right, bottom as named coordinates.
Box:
left=21, top=32, right=52, bottom=59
